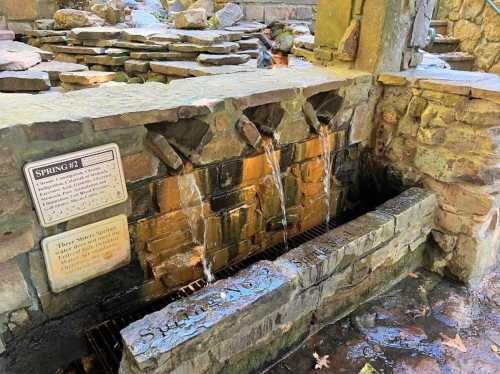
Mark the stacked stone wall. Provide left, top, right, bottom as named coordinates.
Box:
left=234, top=0, right=317, bottom=24
left=120, top=187, right=437, bottom=374
left=437, top=0, right=500, bottom=73
left=0, top=68, right=374, bottom=371
left=373, top=71, right=500, bottom=286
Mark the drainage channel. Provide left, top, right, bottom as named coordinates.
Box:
left=86, top=212, right=360, bottom=374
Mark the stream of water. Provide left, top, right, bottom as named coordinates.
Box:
left=178, top=174, right=215, bottom=283
left=319, top=126, right=334, bottom=227
left=263, top=138, right=289, bottom=250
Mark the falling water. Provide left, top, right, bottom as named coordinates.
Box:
left=178, top=174, right=215, bottom=283
left=263, top=138, right=289, bottom=250
left=319, top=126, right=334, bottom=228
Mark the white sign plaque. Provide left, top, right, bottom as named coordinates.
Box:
left=41, top=215, right=131, bottom=293
left=24, top=143, right=128, bottom=227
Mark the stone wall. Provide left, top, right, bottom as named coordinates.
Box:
left=234, top=0, right=317, bottom=24
left=313, top=0, right=436, bottom=73
left=436, top=0, right=500, bottom=73
left=0, top=67, right=375, bottom=372
left=1, top=0, right=59, bottom=33
left=120, top=187, right=437, bottom=374
left=372, top=69, right=500, bottom=286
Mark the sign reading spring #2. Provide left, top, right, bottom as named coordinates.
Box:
left=24, top=143, right=128, bottom=227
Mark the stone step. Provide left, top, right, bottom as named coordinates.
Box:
left=436, top=52, right=475, bottom=71
left=430, top=20, right=449, bottom=36
left=425, top=36, right=460, bottom=54
left=0, top=71, right=51, bottom=92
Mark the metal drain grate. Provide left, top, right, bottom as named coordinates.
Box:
left=86, top=214, right=357, bottom=373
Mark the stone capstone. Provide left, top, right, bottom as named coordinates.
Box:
left=0, top=71, right=50, bottom=92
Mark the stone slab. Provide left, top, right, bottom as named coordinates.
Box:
left=129, top=51, right=198, bottom=61
left=0, top=30, right=15, bottom=41
left=197, top=53, right=250, bottom=65
left=0, top=67, right=350, bottom=131
left=0, top=71, right=50, bottom=92
left=41, top=214, right=130, bottom=293
left=29, top=61, right=88, bottom=81
left=150, top=59, right=257, bottom=77
left=51, top=45, right=107, bottom=55
left=169, top=41, right=239, bottom=54
left=70, top=26, right=124, bottom=41
left=59, top=70, right=116, bottom=85
left=23, top=143, right=128, bottom=227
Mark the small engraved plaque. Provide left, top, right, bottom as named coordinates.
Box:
left=41, top=215, right=131, bottom=293
left=24, top=143, right=127, bottom=227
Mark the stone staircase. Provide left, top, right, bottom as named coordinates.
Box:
left=425, top=19, right=475, bottom=71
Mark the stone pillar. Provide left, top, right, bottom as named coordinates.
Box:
left=314, top=0, right=436, bottom=73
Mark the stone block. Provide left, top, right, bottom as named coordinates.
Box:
left=0, top=259, right=31, bottom=315
left=244, top=4, right=264, bottom=22
left=145, top=132, right=183, bottom=171
left=122, top=152, right=159, bottom=183
left=0, top=71, right=50, bottom=92
left=376, top=188, right=437, bottom=234
left=315, top=0, right=352, bottom=49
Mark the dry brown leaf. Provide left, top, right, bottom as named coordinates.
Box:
left=313, top=352, right=330, bottom=370
left=491, top=344, right=500, bottom=355
left=408, top=272, right=419, bottom=279
left=440, top=333, right=467, bottom=353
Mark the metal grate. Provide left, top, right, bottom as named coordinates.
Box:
left=86, top=213, right=358, bottom=373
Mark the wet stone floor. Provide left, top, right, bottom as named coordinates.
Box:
left=268, top=267, right=500, bottom=374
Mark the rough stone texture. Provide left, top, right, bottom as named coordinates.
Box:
left=174, top=8, right=208, bottom=29
left=0, top=259, right=31, bottom=315
left=437, top=0, right=500, bottom=72
left=213, top=2, right=243, bottom=28
left=0, top=71, right=50, bottom=92
left=53, top=9, right=105, bottom=30
left=29, top=61, right=88, bottom=82
left=375, top=69, right=500, bottom=286
left=120, top=188, right=436, bottom=374
left=145, top=132, right=183, bottom=170
left=0, top=67, right=350, bottom=131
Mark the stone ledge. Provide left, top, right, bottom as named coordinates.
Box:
left=378, top=68, right=500, bottom=104
left=0, top=67, right=351, bottom=131
left=120, top=188, right=437, bottom=373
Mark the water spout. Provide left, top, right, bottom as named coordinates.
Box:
left=319, top=125, right=334, bottom=228
left=262, top=138, right=289, bottom=250
left=178, top=174, right=215, bottom=283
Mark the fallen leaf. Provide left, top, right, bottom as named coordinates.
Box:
left=313, top=352, right=330, bottom=370
left=491, top=344, right=500, bottom=355
left=408, top=272, right=419, bottom=279
left=359, top=362, right=381, bottom=374
left=440, top=333, right=467, bottom=353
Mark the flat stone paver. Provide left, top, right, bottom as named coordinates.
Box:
left=0, top=67, right=351, bottom=130
left=29, top=61, right=88, bottom=81
left=0, top=71, right=51, bottom=92
left=150, top=59, right=257, bottom=77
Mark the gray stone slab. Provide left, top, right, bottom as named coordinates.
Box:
left=168, top=41, right=239, bottom=54
left=0, top=67, right=350, bottom=131
left=197, top=53, right=250, bottom=65
left=113, top=41, right=169, bottom=51
left=129, top=51, right=198, bottom=61
left=29, top=61, right=88, bottom=81
left=150, top=59, right=257, bottom=76
left=70, top=26, right=124, bottom=41
left=0, top=71, right=50, bottom=92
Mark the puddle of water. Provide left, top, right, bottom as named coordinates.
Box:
left=178, top=174, right=215, bottom=283
left=263, top=138, right=289, bottom=251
